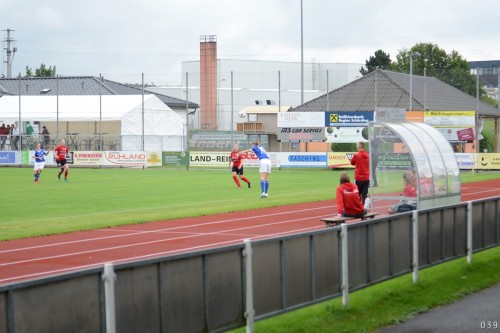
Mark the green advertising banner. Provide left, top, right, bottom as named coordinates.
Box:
left=162, top=152, right=189, bottom=167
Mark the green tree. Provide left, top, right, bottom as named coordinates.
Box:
left=360, top=49, right=392, bottom=76
left=25, top=66, right=33, bottom=77
left=25, top=63, right=57, bottom=77
left=390, top=43, right=483, bottom=97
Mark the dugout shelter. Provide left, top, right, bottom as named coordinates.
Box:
left=369, top=122, right=461, bottom=210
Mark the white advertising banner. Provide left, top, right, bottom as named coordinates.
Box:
left=277, top=112, right=325, bottom=128
left=72, top=151, right=103, bottom=166
left=455, top=153, right=474, bottom=169
left=325, top=126, right=368, bottom=143
left=145, top=151, right=162, bottom=167
left=102, top=151, right=146, bottom=167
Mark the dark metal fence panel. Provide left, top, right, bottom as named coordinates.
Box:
left=452, top=205, right=468, bottom=257
left=0, top=292, right=7, bottom=333
left=12, top=274, right=102, bottom=333
left=418, top=211, right=431, bottom=266
left=481, top=199, right=499, bottom=248
left=283, top=236, right=313, bottom=308
left=252, top=241, right=283, bottom=316
left=390, top=215, right=413, bottom=276
left=115, top=264, right=161, bottom=333
left=162, top=256, right=206, bottom=333
left=312, top=232, right=341, bottom=299
left=205, top=249, right=244, bottom=332
left=427, top=210, right=445, bottom=263
left=442, top=207, right=458, bottom=259
left=347, top=226, right=369, bottom=289
left=367, top=220, right=391, bottom=282
left=472, top=201, right=485, bottom=250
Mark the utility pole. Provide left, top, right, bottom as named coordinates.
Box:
left=3, top=29, right=16, bottom=78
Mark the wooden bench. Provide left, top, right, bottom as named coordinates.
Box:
left=321, top=212, right=378, bottom=228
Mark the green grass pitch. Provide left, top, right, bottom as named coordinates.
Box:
left=1, top=167, right=497, bottom=241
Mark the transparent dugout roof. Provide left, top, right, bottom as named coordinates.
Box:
left=369, top=122, right=461, bottom=210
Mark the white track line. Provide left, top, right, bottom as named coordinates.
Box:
left=0, top=205, right=333, bottom=254
left=0, top=225, right=327, bottom=284
left=0, top=213, right=329, bottom=267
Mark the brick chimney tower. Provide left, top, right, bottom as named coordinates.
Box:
left=199, top=35, right=217, bottom=130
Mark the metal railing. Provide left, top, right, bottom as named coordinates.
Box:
left=1, top=197, right=499, bottom=333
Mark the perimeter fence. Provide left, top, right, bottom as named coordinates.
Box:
left=1, top=197, right=499, bottom=333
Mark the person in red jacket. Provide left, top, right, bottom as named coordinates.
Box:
left=336, top=172, right=367, bottom=218
left=388, top=171, right=418, bottom=214
left=350, top=141, right=370, bottom=205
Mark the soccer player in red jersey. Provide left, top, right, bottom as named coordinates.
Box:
left=54, top=139, right=70, bottom=182
left=229, top=144, right=251, bottom=189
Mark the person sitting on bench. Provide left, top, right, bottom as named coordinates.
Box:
left=388, top=171, right=418, bottom=214
left=336, top=172, right=369, bottom=218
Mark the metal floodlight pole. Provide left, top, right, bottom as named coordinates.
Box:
left=300, top=0, right=304, bottom=105
left=326, top=69, right=330, bottom=112
left=185, top=72, right=189, bottom=152
left=56, top=75, right=59, bottom=141
left=99, top=74, right=102, bottom=151
left=231, top=71, right=234, bottom=145
left=409, top=52, right=420, bottom=111
left=18, top=74, right=21, bottom=151
left=142, top=73, right=145, bottom=151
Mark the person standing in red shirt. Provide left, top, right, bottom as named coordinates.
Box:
left=54, top=139, right=70, bottom=182
left=229, top=144, right=251, bottom=189
left=336, top=173, right=367, bottom=218
left=350, top=141, right=370, bottom=205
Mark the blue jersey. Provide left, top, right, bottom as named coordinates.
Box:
left=34, top=149, right=48, bottom=162
left=252, top=145, right=269, bottom=160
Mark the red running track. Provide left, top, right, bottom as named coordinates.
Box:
left=1, top=179, right=499, bottom=285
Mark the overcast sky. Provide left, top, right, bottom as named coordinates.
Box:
left=1, top=0, right=499, bottom=83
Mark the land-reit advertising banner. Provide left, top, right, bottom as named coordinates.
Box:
left=189, top=151, right=282, bottom=168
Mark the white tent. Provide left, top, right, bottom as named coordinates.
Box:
left=0, top=94, right=185, bottom=151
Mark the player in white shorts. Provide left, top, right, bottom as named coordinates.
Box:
left=33, top=143, right=49, bottom=183
left=242, top=141, right=272, bottom=198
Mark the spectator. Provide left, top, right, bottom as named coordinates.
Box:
left=388, top=171, right=418, bottom=214
left=350, top=141, right=370, bottom=204
left=0, top=124, right=7, bottom=150
left=336, top=172, right=369, bottom=218
left=11, top=123, right=19, bottom=150
left=42, top=126, right=50, bottom=148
